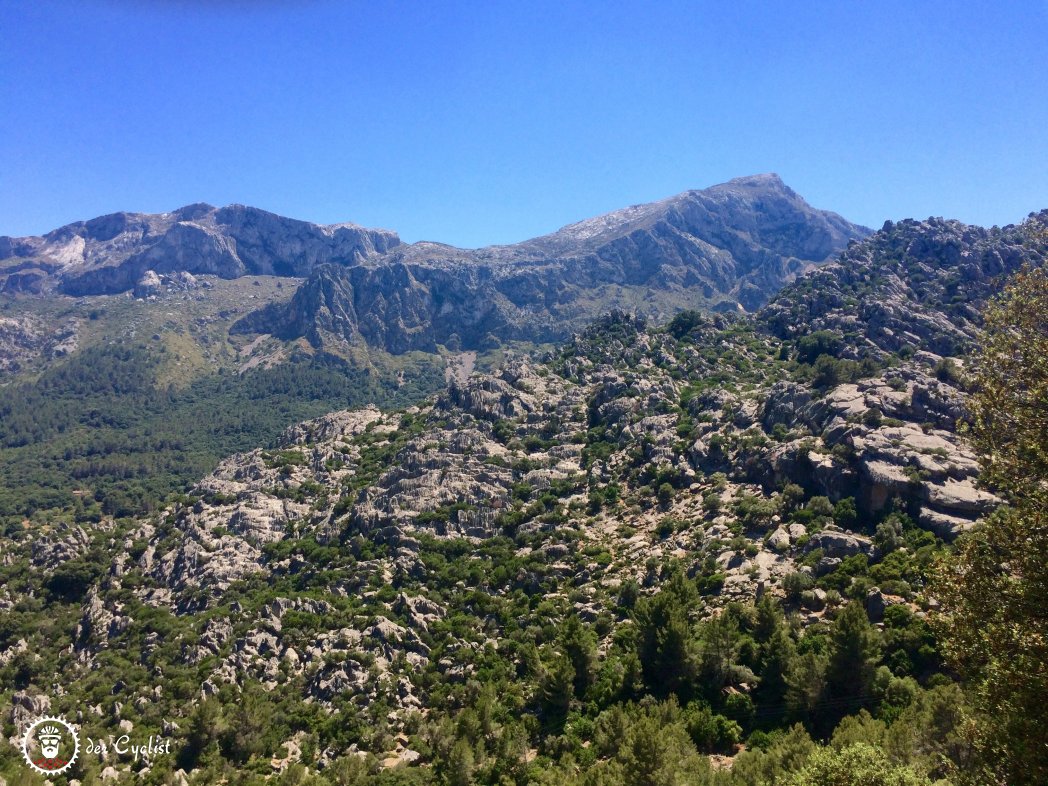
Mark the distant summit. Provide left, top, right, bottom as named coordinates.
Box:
left=237, top=175, right=869, bottom=352
left=0, top=176, right=869, bottom=355
left=0, top=204, right=401, bottom=295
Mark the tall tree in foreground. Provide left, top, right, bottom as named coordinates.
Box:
left=934, top=259, right=1048, bottom=785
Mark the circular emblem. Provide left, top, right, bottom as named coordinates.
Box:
left=21, top=715, right=80, bottom=776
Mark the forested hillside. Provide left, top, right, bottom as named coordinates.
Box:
left=0, top=345, right=444, bottom=528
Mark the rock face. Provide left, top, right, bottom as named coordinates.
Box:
left=0, top=203, right=401, bottom=296
left=760, top=359, right=993, bottom=539
left=0, top=314, right=78, bottom=373
left=142, top=408, right=386, bottom=605
left=234, top=175, right=868, bottom=352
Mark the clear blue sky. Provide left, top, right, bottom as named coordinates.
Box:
left=2, top=1, right=1046, bottom=247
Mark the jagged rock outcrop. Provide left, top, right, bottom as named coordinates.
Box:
left=30, top=524, right=95, bottom=570
left=760, top=359, right=992, bottom=538
left=74, top=587, right=133, bottom=654
left=760, top=212, right=1048, bottom=357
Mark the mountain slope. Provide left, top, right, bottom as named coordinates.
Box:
left=1, top=208, right=1046, bottom=783
left=234, top=175, right=869, bottom=352
left=0, top=203, right=401, bottom=296
left=125, top=209, right=1048, bottom=612
left=761, top=212, right=1048, bottom=357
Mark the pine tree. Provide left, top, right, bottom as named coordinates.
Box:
left=633, top=572, right=698, bottom=696
left=826, top=601, right=881, bottom=716
left=539, top=651, right=575, bottom=719
left=447, top=737, right=476, bottom=786
left=759, top=627, right=796, bottom=714
left=559, top=614, right=598, bottom=699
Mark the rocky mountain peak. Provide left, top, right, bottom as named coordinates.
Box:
left=171, top=202, right=217, bottom=221
left=702, top=171, right=788, bottom=192
left=235, top=176, right=870, bottom=353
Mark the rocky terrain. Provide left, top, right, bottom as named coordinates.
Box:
left=0, top=313, right=78, bottom=373
left=236, top=175, right=868, bottom=352
left=760, top=214, right=1047, bottom=358
left=3, top=176, right=867, bottom=362
left=0, top=203, right=400, bottom=296
left=118, top=302, right=993, bottom=623
left=0, top=208, right=1045, bottom=784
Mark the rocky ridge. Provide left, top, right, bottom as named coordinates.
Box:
left=0, top=203, right=400, bottom=296
left=761, top=211, right=1048, bottom=358
left=237, top=174, right=868, bottom=352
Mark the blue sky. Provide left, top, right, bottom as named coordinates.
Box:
left=2, top=1, right=1046, bottom=247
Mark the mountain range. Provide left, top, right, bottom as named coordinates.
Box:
left=1, top=175, right=867, bottom=356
